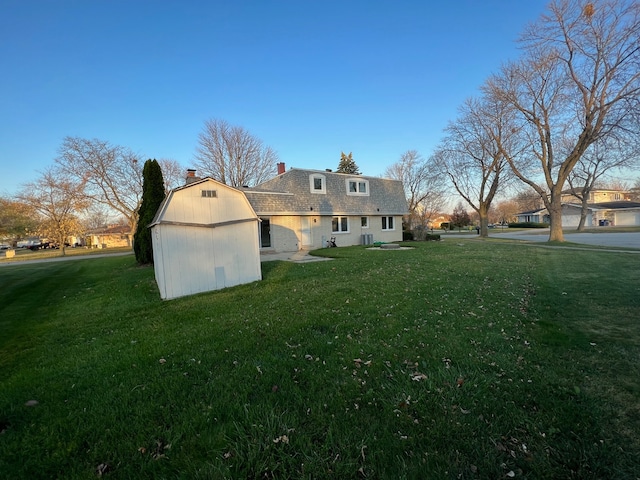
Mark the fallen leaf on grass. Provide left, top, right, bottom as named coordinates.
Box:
left=96, top=463, right=111, bottom=476
left=273, top=435, right=289, bottom=444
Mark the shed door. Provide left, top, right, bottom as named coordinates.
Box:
left=301, top=217, right=312, bottom=247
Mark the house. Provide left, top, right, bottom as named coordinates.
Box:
left=561, top=188, right=631, bottom=203
left=515, top=201, right=640, bottom=227
left=243, top=164, right=408, bottom=252
left=149, top=178, right=262, bottom=300
left=514, top=208, right=549, bottom=224
left=83, top=224, right=132, bottom=248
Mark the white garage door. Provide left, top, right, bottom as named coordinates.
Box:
left=615, top=210, right=640, bottom=226
left=562, top=214, right=581, bottom=227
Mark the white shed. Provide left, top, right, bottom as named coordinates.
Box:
left=150, top=178, right=262, bottom=300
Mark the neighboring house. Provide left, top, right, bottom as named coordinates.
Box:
left=515, top=202, right=640, bottom=227
left=83, top=225, right=133, bottom=248
left=149, top=178, right=262, bottom=300
left=561, top=188, right=631, bottom=204
left=243, top=164, right=408, bottom=252
left=515, top=208, right=549, bottom=224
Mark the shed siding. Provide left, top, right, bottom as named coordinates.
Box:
left=152, top=179, right=262, bottom=300
left=154, top=222, right=261, bottom=300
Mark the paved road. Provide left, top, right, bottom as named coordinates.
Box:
left=0, top=251, right=134, bottom=267
left=448, top=229, right=640, bottom=249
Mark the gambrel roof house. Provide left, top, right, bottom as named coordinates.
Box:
left=243, top=165, right=408, bottom=252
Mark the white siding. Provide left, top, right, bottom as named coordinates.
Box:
left=152, top=179, right=262, bottom=300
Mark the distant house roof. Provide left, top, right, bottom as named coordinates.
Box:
left=85, top=224, right=131, bottom=235
left=561, top=188, right=628, bottom=195
left=590, top=201, right=640, bottom=210
left=243, top=168, right=408, bottom=216
left=515, top=208, right=547, bottom=215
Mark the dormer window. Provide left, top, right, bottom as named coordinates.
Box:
left=346, top=178, right=369, bottom=196
left=310, top=174, right=326, bottom=194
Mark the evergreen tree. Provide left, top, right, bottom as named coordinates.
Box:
left=134, top=159, right=165, bottom=264
left=336, top=152, right=361, bottom=174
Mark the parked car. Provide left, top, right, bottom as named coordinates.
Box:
left=0, top=243, right=10, bottom=250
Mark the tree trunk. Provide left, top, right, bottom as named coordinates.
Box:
left=576, top=195, right=590, bottom=231
left=478, top=204, right=489, bottom=237
left=547, top=189, right=564, bottom=242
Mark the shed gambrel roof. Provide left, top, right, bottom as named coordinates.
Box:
left=243, top=168, right=408, bottom=216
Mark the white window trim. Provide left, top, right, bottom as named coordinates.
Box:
left=332, top=216, right=350, bottom=233
left=361, top=216, right=369, bottom=228
left=310, top=174, right=326, bottom=194
left=382, top=216, right=395, bottom=231
left=345, top=178, right=369, bottom=196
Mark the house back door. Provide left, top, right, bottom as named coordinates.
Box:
left=260, top=218, right=271, bottom=248
left=301, top=217, right=312, bottom=247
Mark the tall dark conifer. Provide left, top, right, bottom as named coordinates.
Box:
left=134, top=159, right=165, bottom=264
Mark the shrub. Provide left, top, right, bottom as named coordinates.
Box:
left=508, top=222, right=548, bottom=228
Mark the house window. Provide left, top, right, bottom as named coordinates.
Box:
left=310, top=174, right=326, bottom=194
left=346, top=178, right=369, bottom=196
left=332, top=216, right=349, bottom=233
left=361, top=217, right=369, bottom=228
left=201, top=190, right=217, bottom=198
left=382, top=216, right=394, bottom=231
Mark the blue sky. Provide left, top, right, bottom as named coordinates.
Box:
left=0, top=0, right=551, bottom=195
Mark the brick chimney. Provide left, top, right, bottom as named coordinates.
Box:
left=277, top=162, right=286, bottom=175
left=185, top=169, right=198, bottom=184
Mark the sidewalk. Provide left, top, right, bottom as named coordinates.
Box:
left=260, top=250, right=332, bottom=263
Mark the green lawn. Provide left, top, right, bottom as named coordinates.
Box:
left=1, top=242, right=639, bottom=479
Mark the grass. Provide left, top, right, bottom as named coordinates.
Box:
left=1, top=241, right=639, bottom=479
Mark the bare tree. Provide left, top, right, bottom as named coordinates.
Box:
left=16, top=168, right=88, bottom=256
left=194, top=119, right=278, bottom=187
left=384, top=150, right=447, bottom=232
left=631, top=178, right=640, bottom=201
left=485, top=0, right=640, bottom=241
left=55, top=137, right=143, bottom=233
left=513, top=188, right=545, bottom=212
left=493, top=200, right=521, bottom=225
left=566, top=137, right=639, bottom=229
left=158, top=158, right=186, bottom=192
left=433, top=97, right=515, bottom=237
